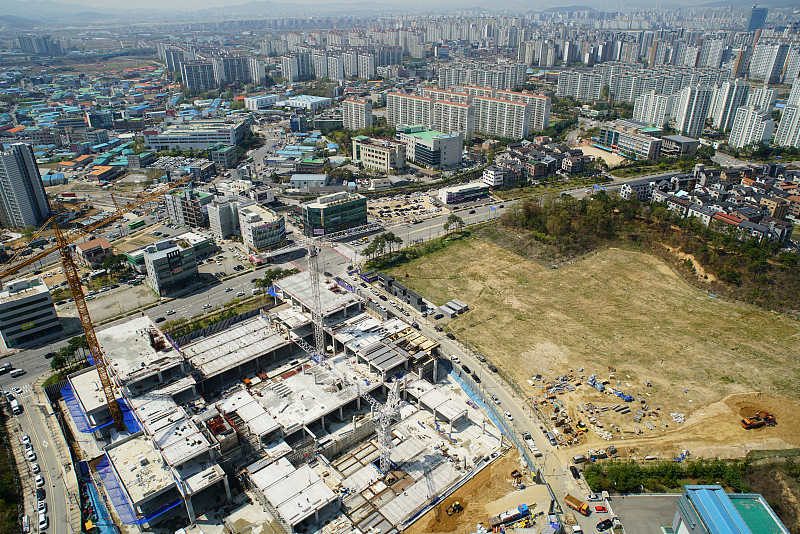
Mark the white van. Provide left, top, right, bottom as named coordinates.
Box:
left=38, top=513, right=48, bottom=530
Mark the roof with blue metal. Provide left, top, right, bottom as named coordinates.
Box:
left=685, top=485, right=751, bottom=534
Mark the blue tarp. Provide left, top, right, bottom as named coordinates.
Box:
left=97, top=455, right=183, bottom=525
left=60, top=384, right=114, bottom=433
left=118, top=398, right=142, bottom=434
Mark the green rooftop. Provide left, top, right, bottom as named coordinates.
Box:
left=730, top=495, right=787, bottom=534
left=404, top=129, right=450, bottom=143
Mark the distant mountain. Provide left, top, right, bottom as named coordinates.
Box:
left=543, top=5, right=597, bottom=12
left=0, top=15, right=38, bottom=29
left=699, top=0, right=798, bottom=6
left=0, top=0, right=119, bottom=20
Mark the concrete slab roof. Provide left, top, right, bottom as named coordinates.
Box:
left=217, top=389, right=280, bottom=438
left=69, top=366, right=111, bottom=415
left=105, top=434, right=175, bottom=505
left=97, top=316, right=182, bottom=385
left=274, top=271, right=362, bottom=319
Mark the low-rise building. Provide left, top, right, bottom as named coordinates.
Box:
left=599, top=121, right=662, bottom=160
left=144, top=239, right=198, bottom=296
left=239, top=205, right=286, bottom=253
left=127, top=151, right=156, bottom=169
left=301, top=191, right=367, bottom=236
left=482, top=165, right=505, bottom=188
left=290, top=174, right=329, bottom=189
left=661, top=135, right=699, bottom=156
left=74, top=237, right=112, bottom=268
left=352, top=136, right=406, bottom=173
left=0, top=277, right=61, bottom=351
left=209, top=144, right=238, bottom=171
left=244, top=94, right=280, bottom=110
left=165, top=188, right=213, bottom=228
left=284, top=95, right=332, bottom=112
left=143, top=120, right=246, bottom=151
left=208, top=197, right=246, bottom=239
left=438, top=181, right=490, bottom=204
left=396, top=125, right=463, bottom=169
left=672, top=485, right=789, bottom=534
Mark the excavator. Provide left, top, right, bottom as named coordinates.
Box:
left=445, top=501, right=463, bottom=516
left=741, top=410, right=777, bottom=429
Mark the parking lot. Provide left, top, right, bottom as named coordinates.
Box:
left=367, top=191, right=443, bottom=224
left=151, top=155, right=211, bottom=171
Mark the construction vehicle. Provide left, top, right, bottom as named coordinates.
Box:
left=0, top=174, right=196, bottom=430
left=741, top=410, right=776, bottom=429
left=488, top=504, right=530, bottom=529
left=564, top=494, right=590, bottom=516
left=445, top=501, right=463, bottom=516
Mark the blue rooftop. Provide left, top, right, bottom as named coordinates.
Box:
left=685, top=485, right=751, bottom=534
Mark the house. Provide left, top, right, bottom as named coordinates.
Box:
left=75, top=237, right=113, bottom=268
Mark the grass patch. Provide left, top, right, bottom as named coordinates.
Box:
left=162, top=297, right=267, bottom=338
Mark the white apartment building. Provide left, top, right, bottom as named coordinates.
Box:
left=633, top=90, right=675, bottom=128
left=312, top=51, right=328, bottom=78
left=461, top=86, right=496, bottom=99
left=495, top=90, right=551, bottom=132
left=728, top=106, right=776, bottom=149
left=352, top=136, right=406, bottom=173
left=433, top=100, right=475, bottom=141
left=710, top=80, right=750, bottom=132
left=244, top=94, right=280, bottom=111
left=675, top=85, right=713, bottom=139
left=358, top=54, right=375, bottom=79
left=788, top=77, right=800, bottom=107
left=327, top=55, right=345, bottom=81
left=342, top=98, right=373, bottom=131
left=239, top=205, right=286, bottom=254
left=748, top=43, right=789, bottom=84
left=556, top=71, right=603, bottom=102
left=386, top=93, right=433, bottom=127
left=473, top=96, right=531, bottom=140
left=774, top=105, right=800, bottom=148
left=420, top=88, right=471, bottom=104
left=746, top=85, right=778, bottom=112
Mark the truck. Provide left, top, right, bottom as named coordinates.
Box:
left=564, top=512, right=583, bottom=533
left=564, top=494, right=590, bottom=516
left=522, top=432, right=542, bottom=457
left=488, top=504, right=530, bottom=528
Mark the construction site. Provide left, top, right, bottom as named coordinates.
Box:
left=55, top=266, right=510, bottom=534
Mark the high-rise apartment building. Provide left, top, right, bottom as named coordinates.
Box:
left=358, top=54, right=376, bottom=79
left=746, top=85, right=778, bottom=112
left=495, top=90, right=551, bottom=132
left=0, top=143, right=50, bottom=229
left=473, top=97, right=530, bottom=140
left=387, top=93, right=433, bottom=128
left=728, top=105, right=775, bottom=149
left=774, top=105, right=800, bottom=148
left=675, top=85, right=713, bottom=138
left=180, top=61, right=216, bottom=92
left=710, top=80, right=750, bottom=131
left=748, top=43, right=788, bottom=84
left=342, top=98, right=373, bottom=131
left=433, top=100, right=475, bottom=141
left=633, top=90, right=675, bottom=128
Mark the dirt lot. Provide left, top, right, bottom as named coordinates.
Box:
left=389, top=239, right=800, bottom=459
left=577, top=145, right=628, bottom=168
left=406, top=449, right=551, bottom=534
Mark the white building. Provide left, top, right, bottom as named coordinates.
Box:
left=473, top=96, right=530, bottom=140
left=396, top=126, right=463, bottom=169
left=244, top=94, right=280, bottom=111
left=387, top=92, right=433, bottom=128
left=556, top=71, right=603, bottom=102
left=482, top=165, right=504, bottom=188
left=748, top=43, right=789, bottom=84
left=357, top=54, right=375, bottom=79
left=438, top=181, right=490, bottom=204
left=433, top=100, right=475, bottom=141
left=239, top=204, right=286, bottom=254
left=675, top=85, right=713, bottom=139
left=746, top=85, right=778, bottom=112
left=284, top=95, right=332, bottom=112
left=342, top=98, right=373, bottom=131
left=710, top=80, right=750, bottom=132
left=208, top=197, right=247, bottom=239
left=495, top=90, right=551, bottom=132
left=144, top=120, right=246, bottom=150
left=728, top=106, right=775, bottom=149
left=633, top=90, right=675, bottom=128
left=351, top=136, right=406, bottom=173
left=774, top=105, right=800, bottom=148
left=0, top=277, right=60, bottom=351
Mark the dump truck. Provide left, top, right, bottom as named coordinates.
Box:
left=488, top=504, right=530, bottom=528
left=564, top=494, right=590, bottom=516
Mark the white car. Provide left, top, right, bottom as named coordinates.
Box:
left=38, top=502, right=46, bottom=514
left=31, top=463, right=40, bottom=474
left=166, top=310, right=176, bottom=315
left=35, top=475, right=44, bottom=488
left=21, top=435, right=31, bottom=446
left=203, top=303, right=212, bottom=309
left=450, top=355, right=460, bottom=364
left=504, top=411, right=513, bottom=421
left=491, top=395, right=501, bottom=405
left=26, top=450, right=36, bottom=462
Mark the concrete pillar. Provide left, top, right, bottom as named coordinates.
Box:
left=321, top=415, right=326, bottom=432
left=185, top=495, right=196, bottom=525
left=339, top=406, right=344, bottom=419
left=353, top=415, right=357, bottom=433
left=433, top=359, right=439, bottom=383
left=223, top=476, right=232, bottom=502
left=357, top=397, right=361, bottom=411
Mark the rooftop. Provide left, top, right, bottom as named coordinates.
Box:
left=105, top=434, right=176, bottom=505
left=239, top=204, right=280, bottom=225
left=303, top=191, right=364, bottom=209
left=0, top=277, right=48, bottom=304
left=273, top=271, right=362, bottom=319
left=69, top=366, right=112, bottom=415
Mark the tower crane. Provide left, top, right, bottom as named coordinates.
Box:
left=261, top=222, right=403, bottom=473
left=1, top=174, right=196, bottom=430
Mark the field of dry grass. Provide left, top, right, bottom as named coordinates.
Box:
left=390, top=238, right=800, bottom=456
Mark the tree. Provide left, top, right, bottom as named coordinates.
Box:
left=444, top=214, right=465, bottom=236
left=22, top=225, right=36, bottom=238
left=102, top=253, right=127, bottom=273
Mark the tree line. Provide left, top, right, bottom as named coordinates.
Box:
left=500, top=192, right=800, bottom=313
left=584, top=459, right=750, bottom=493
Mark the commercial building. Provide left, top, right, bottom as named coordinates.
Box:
left=0, top=143, right=51, bottom=229
left=396, top=125, right=463, bottom=169
left=143, top=120, right=246, bottom=151
left=599, top=121, right=663, bottom=160
left=661, top=135, right=699, bottom=156
left=437, top=181, right=490, bottom=204
left=301, top=191, right=367, bottom=236
left=239, top=204, right=286, bottom=253
left=165, top=188, right=213, bottom=228
left=144, top=238, right=198, bottom=295
left=746, top=5, right=768, bottom=31
left=244, top=94, right=280, bottom=110
left=728, top=105, right=775, bottom=149
left=284, top=95, right=332, bottom=112
left=127, top=151, right=156, bottom=169
left=675, top=85, right=713, bottom=138
left=482, top=165, right=505, bottom=188
left=351, top=136, right=406, bottom=173
left=0, top=277, right=60, bottom=351
left=342, top=98, right=373, bottom=131
left=209, top=144, right=237, bottom=171
left=208, top=197, right=245, bottom=239
left=473, top=96, right=530, bottom=140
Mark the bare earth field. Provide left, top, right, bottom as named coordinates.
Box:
left=390, top=239, right=800, bottom=459
left=577, top=145, right=628, bottom=168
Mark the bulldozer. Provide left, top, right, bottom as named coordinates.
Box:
left=446, top=501, right=463, bottom=516
left=741, top=410, right=777, bottom=429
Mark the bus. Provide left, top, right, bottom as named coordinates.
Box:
left=129, top=220, right=145, bottom=230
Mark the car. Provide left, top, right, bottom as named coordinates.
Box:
left=450, top=355, right=460, bottom=364
left=488, top=364, right=498, bottom=373
left=461, top=364, right=471, bottom=374
left=155, top=317, right=166, bottom=323
left=44, top=352, right=55, bottom=359
left=36, top=488, right=45, bottom=501
left=55, top=300, right=66, bottom=306
left=469, top=209, right=476, bottom=214
left=499, top=204, right=505, bottom=208
left=38, top=514, right=47, bottom=530
left=21, top=435, right=31, bottom=445
left=203, top=303, right=212, bottom=309
left=35, top=475, right=44, bottom=488
left=421, top=311, right=427, bottom=317
left=504, top=411, right=513, bottom=421
left=225, top=287, right=233, bottom=292
left=587, top=493, right=601, bottom=502
left=13, top=387, right=23, bottom=395
left=434, top=325, right=443, bottom=332
left=594, top=506, right=607, bottom=513
left=471, top=373, right=481, bottom=383
left=475, top=354, right=486, bottom=363
left=446, top=333, right=455, bottom=340
left=30, top=463, right=40, bottom=474
left=434, top=314, right=444, bottom=320
left=236, top=291, right=245, bottom=297
left=570, top=466, right=581, bottom=479
left=38, top=502, right=46, bottom=514
left=491, top=395, right=500, bottom=405
left=379, top=295, right=388, bottom=301
left=166, top=310, right=176, bottom=315
left=596, top=519, right=613, bottom=531
left=24, top=442, right=32, bottom=451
